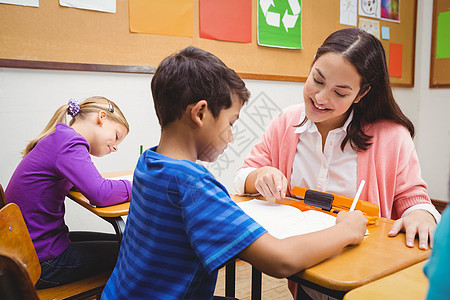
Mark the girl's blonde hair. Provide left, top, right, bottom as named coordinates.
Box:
left=22, top=96, right=129, bottom=157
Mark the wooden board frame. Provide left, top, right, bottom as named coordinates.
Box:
left=0, top=0, right=417, bottom=86
left=429, top=0, right=450, bottom=88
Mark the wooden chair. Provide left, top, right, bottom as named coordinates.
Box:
left=0, top=253, right=39, bottom=300
left=0, top=203, right=110, bottom=300
left=0, top=184, right=7, bottom=208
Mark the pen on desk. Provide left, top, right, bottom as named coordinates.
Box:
left=140, top=144, right=143, bottom=155
left=349, top=180, right=365, bottom=212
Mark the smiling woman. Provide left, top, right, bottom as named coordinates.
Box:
left=302, top=52, right=370, bottom=142
left=5, top=96, right=132, bottom=289
left=234, top=27, right=441, bottom=299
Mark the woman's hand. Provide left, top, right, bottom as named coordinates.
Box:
left=388, top=209, right=437, bottom=250
left=247, top=166, right=288, bottom=202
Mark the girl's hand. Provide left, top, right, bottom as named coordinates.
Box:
left=388, top=209, right=437, bottom=250
left=252, top=166, right=288, bottom=202
left=335, top=210, right=368, bottom=245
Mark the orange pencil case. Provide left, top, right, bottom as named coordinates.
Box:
left=289, top=186, right=380, bottom=225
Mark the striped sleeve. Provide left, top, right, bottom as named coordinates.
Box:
left=182, top=173, right=266, bottom=273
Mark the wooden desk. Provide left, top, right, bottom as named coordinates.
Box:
left=231, top=195, right=431, bottom=299
left=343, top=261, right=429, bottom=300
left=67, top=171, right=131, bottom=243
left=68, top=189, right=431, bottom=299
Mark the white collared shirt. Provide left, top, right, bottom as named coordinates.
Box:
left=233, top=110, right=357, bottom=196
left=290, top=110, right=358, bottom=197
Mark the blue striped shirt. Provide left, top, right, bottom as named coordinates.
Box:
left=102, top=147, right=266, bottom=300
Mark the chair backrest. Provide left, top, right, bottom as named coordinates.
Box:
left=0, top=203, right=41, bottom=285
left=0, top=184, right=7, bottom=208
left=0, top=254, right=39, bottom=300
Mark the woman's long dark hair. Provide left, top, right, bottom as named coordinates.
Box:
left=305, top=28, right=414, bottom=152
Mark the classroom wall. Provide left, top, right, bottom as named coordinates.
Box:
left=414, top=0, right=450, bottom=204
left=0, top=0, right=448, bottom=233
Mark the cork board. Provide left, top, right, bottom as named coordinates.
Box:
left=430, top=0, right=450, bottom=88
left=0, top=0, right=417, bottom=86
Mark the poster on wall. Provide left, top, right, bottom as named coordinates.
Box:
left=199, top=0, right=252, bottom=43
left=257, top=0, right=302, bottom=49
left=358, top=0, right=381, bottom=19
left=359, top=17, right=380, bottom=39
left=380, top=0, right=400, bottom=22
left=129, top=0, right=193, bottom=37
left=59, top=0, right=116, bottom=13
left=0, top=0, right=38, bottom=6
left=389, top=42, right=403, bottom=77
left=340, top=0, right=358, bottom=26
left=436, top=10, right=450, bottom=59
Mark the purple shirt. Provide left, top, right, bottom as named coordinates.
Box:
left=5, top=123, right=131, bottom=262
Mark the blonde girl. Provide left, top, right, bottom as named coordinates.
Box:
left=6, top=96, right=131, bottom=288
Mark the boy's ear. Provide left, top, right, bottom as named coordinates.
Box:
left=97, top=111, right=107, bottom=126
left=190, top=100, right=208, bottom=127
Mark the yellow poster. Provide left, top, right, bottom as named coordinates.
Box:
left=129, top=0, right=193, bottom=37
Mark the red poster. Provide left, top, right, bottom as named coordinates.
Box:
left=199, top=0, right=252, bottom=43
left=389, top=43, right=403, bottom=78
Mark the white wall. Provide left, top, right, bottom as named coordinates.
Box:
left=0, top=0, right=448, bottom=233
left=0, top=68, right=304, bottom=232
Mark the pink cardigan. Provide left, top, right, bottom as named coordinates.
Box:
left=241, top=104, right=431, bottom=219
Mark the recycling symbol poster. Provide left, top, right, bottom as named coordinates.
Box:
left=258, top=0, right=302, bottom=49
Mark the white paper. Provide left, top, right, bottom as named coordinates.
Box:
left=358, top=0, right=381, bottom=19
left=107, top=174, right=133, bottom=181
left=59, top=0, right=116, bottom=13
left=359, top=17, right=381, bottom=39
left=340, top=0, right=357, bottom=26
left=0, top=0, right=38, bottom=7
left=237, top=199, right=336, bottom=239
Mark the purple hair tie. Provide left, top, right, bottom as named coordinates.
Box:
left=68, top=98, right=80, bottom=117
left=107, top=100, right=114, bottom=113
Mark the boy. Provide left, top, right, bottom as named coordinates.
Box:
left=101, top=46, right=367, bottom=299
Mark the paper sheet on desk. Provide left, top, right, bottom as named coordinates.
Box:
left=237, top=199, right=337, bottom=239
left=107, top=174, right=133, bottom=181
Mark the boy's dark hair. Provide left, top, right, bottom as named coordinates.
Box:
left=151, top=46, right=250, bottom=127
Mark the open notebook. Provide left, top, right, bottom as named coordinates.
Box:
left=237, top=199, right=337, bottom=239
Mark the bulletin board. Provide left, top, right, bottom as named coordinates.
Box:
left=430, top=0, right=450, bottom=88
left=0, top=0, right=417, bottom=86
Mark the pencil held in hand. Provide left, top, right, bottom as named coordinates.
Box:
left=350, top=180, right=365, bottom=212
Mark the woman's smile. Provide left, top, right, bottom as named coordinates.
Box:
left=310, top=98, right=331, bottom=112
